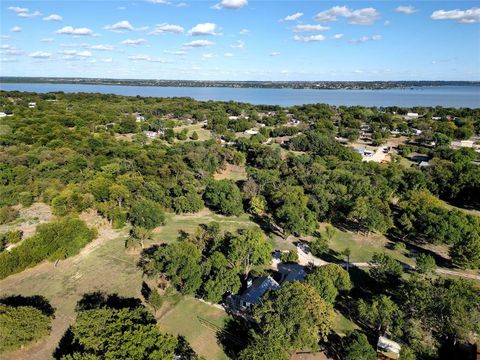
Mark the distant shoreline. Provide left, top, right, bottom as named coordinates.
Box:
left=1, top=77, right=479, bottom=91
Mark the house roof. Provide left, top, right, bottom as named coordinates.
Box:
left=240, top=276, right=280, bottom=304
left=277, top=263, right=307, bottom=284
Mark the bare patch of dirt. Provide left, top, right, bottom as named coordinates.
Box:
left=11, top=202, right=53, bottom=239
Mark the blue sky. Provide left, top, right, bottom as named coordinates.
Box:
left=1, top=0, right=479, bottom=80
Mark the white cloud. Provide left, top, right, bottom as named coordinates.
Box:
left=183, top=40, right=214, bottom=48
left=431, top=7, right=480, bottom=23
left=349, top=34, right=383, bottom=43
left=293, top=34, right=326, bottom=43
left=293, top=24, right=330, bottom=32
left=314, top=6, right=379, bottom=25
left=283, top=12, right=303, bottom=21
left=128, top=54, right=151, bottom=61
left=189, top=23, right=219, bottom=36
left=163, top=50, right=187, bottom=55
left=146, top=0, right=170, bottom=4
left=121, top=38, right=147, bottom=46
left=149, top=23, right=184, bottom=35
left=8, top=6, right=28, bottom=13
left=56, top=26, right=94, bottom=36
left=332, top=33, right=344, bottom=39
left=213, top=0, right=248, bottom=10
left=76, top=50, right=92, bottom=58
left=29, top=51, right=52, bottom=59
left=231, top=40, right=245, bottom=48
left=384, top=20, right=391, bottom=26
left=224, top=52, right=234, bottom=57
left=18, top=11, right=42, bottom=18
left=239, top=29, right=249, bottom=35
left=128, top=54, right=172, bottom=63
left=41, top=38, right=55, bottom=43
left=269, top=52, right=280, bottom=56
left=0, top=35, right=10, bottom=40
left=104, top=20, right=146, bottom=32
left=90, top=44, right=115, bottom=51
left=395, top=6, right=418, bottom=15
left=11, top=26, right=22, bottom=32
left=101, top=58, right=113, bottom=63
left=43, top=14, right=63, bottom=21
left=202, top=53, right=214, bottom=58
left=2, top=48, right=23, bottom=56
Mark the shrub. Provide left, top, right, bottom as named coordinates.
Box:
left=0, top=217, right=96, bottom=279
left=0, top=206, right=19, bottom=225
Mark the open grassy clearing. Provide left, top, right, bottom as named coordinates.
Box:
left=214, top=164, right=248, bottom=181
left=157, top=296, right=230, bottom=360
left=149, top=208, right=258, bottom=246
left=173, top=123, right=213, bottom=142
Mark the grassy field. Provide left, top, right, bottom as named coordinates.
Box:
left=149, top=208, right=258, bottom=246
left=173, top=123, right=213, bottom=142
left=214, top=164, right=248, bottom=181
left=157, top=297, right=230, bottom=360
left=0, top=209, right=258, bottom=360
left=332, top=311, right=359, bottom=336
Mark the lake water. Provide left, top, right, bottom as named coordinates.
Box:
left=1, top=82, right=479, bottom=108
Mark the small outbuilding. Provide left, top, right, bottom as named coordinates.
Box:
left=377, top=336, right=401, bottom=360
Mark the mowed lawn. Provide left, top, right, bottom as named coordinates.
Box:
left=157, top=297, right=230, bottom=360
left=173, top=123, right=213, bottom=142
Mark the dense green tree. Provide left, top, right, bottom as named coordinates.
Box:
left=343, top=331, right=377, bottom=360
left=358, top=295, right=403, bottom=336
left=144, top=242, right=203, bottom=295
left=59, top=306, right=177, bottom=360
left=305, top=264, right=352, bottom=303
left=369, top=252, right=403, bottom=285
left=0, top=303, right=52, bottom=352
left=226, top=228, right=272, bottom=279
left=204, top=180, right=243, bottom=216
left=272, top=186, right=317, bottom=236
left=129, top=199, right=165, bottom=229
left=415, top=253, right=436, bottom=274
left=253, top=282, right=334, bottom=353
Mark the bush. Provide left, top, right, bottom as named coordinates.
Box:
left=0, top=217, right=96, bottom=279
left=0, top=206, right=19, bottom=225
left=0, top=230, right=23, bottom=246
left=280, top=250, right=298, bottom=263
left=310, top=237, right=329, bottom=257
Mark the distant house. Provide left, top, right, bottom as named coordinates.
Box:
left=411, top=128, right=422, bottom=136
left=28, top=102, right=36, bottom=108
left=0, top=112, right=6, bottom=118
left=227, top=276, right=280, bottom=312
left=377, top=336, right=401, bottom=360
left=275, top=136, right=292, bottom=145
left=245, top=129, right=259, bottom=135
left=404, top=112, right=420, bottom=120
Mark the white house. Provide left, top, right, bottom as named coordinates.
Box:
left=245, top=129, right=258, bottom=135
left=0, top=112, right=6, bottom=118
left=144, top=131, right=157, bottom=139
left=28, top=102, right=36, bottom=108
left=377, top=336, right=401, bottom=360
